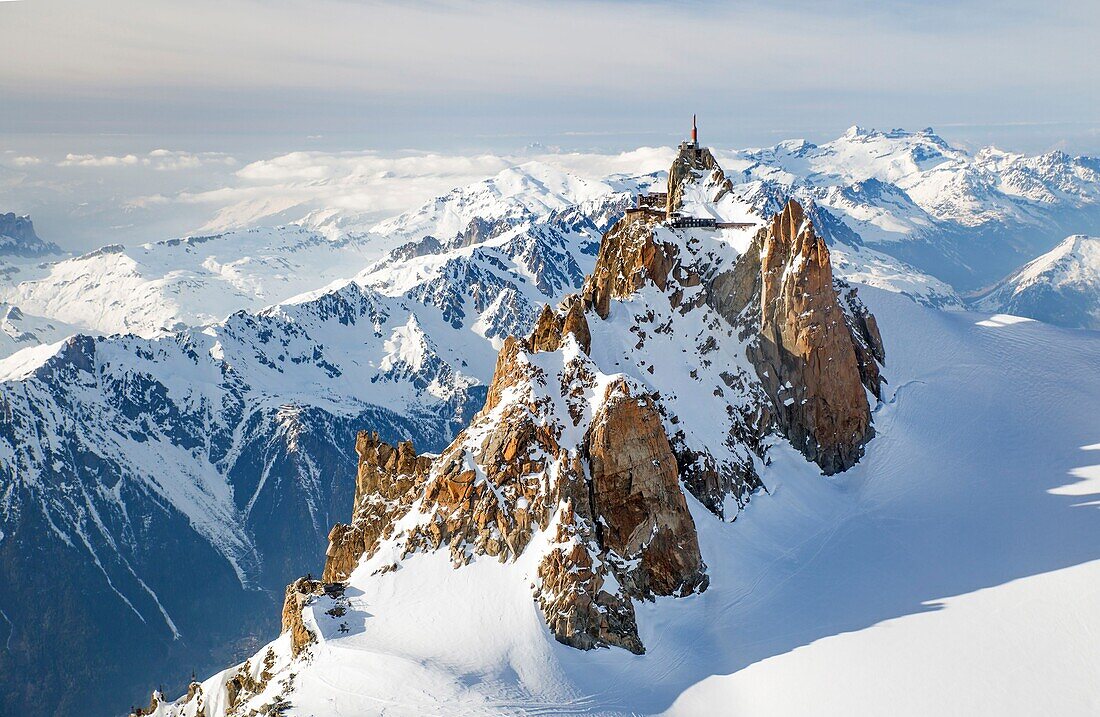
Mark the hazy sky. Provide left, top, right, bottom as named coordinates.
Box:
left=1, top=0, right=1098, bottom=249
left=2, top=0, right=1097, bottom=150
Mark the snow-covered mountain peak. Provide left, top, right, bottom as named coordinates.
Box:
left=373, top=161, right=607, bottom=241
left=975, top=234, right=1100, bottom=329
left=1019, top=234, right=1100, bottom=282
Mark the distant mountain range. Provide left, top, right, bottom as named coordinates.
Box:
left=725, top=126, right=1100, bottom=290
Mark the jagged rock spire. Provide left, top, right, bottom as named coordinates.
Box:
left=735, top=199, right=884, bottom=473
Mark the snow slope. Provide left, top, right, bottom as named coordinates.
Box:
left=973, top=235, right=1100, bottom=329
left=0, top=303, right=78, bottom=358
left=0, top=226, right=384, bottom=339
left=146, top=290, right=1100, bottom=717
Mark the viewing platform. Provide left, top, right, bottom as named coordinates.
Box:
left=669, top=215, right=756, bottom=230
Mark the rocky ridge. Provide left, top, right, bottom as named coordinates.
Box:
left=315, top=145, right=885, bottom=652
left=138, top=141, right=887, bottom=715
left=727, top=200, right=883, bottom=473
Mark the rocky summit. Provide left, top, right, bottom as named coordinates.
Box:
left=136, top=136, right=887, bottom=716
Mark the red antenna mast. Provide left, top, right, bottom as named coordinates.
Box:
left=692, top=114, right=698, bottom=144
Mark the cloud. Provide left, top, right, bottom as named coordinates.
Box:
left=59, top=153, right=141, bottom=167
left=7, top=155, right=41, bottom=167
left=146, top=149, right=237, bottom=171
left=174, top=151, right=522, bottom=231
left=534, top=147, right=674, bottom=178
left=130, top=146, right=679, bottom=234
left=57, top=150, right=237, bottom=170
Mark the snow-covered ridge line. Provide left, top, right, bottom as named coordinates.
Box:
left=0, top=161, right=654, bottom=360
left=973, top=234, right=1100, bottom=329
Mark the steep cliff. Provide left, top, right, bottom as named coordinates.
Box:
left=0, top=213, right=60, bottom=257
left=711, top=199, right=885, bottom=474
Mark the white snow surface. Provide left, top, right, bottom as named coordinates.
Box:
left=0, top=192, right=610, bottom=597
left=1012, top=234, right=1100, bottom=288
left=156, top=288, right=1100, bottom=716
left=0, top=302, right=78, bottom=360
left=0, top=226, right=383, bottom=341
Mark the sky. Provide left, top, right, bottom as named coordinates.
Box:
left=1, top=0, right=1098, bottom=249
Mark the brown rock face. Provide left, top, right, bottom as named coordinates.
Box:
left=322, top=433, right=433, bottom=582
left=837, top=280, right=887, bottom=400
left=303, top=158, right=881, bottom=663
left=529, top=295, right=591, bottom=354
left=585, top=380, right=706, bottom=597
left=224, top=647, right=278, bottom=712
left=582, top=212, right=675, bottom=319
left=534, top=380, right=706, bottom=654
left=720, top=199, right=883, bottom=474
left=281, top=577, right=322, bottom=657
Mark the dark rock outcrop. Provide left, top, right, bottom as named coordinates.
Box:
left=281, top=578, right=322, bottom=657
left=584, top=380, right=707, bottom=598
left=529, top=295, right=591, bottom=354
left=582, top=212, right=674, bottom=319
left=666, top=146, right=733, bottom=217
left=0, top=213, right=60, bottom=256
